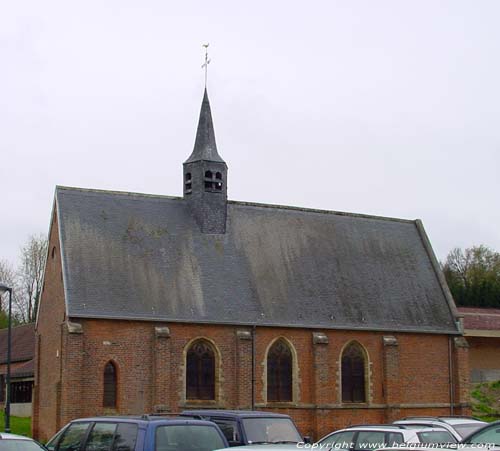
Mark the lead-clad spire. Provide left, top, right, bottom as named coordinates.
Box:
left=185, top=89, right=225, bottom=164
left=183, top=88, right=228, bottom=234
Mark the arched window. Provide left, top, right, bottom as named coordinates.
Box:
left=103, top=361, right=117, bottom=408
left=186, top=340, right=215, bottom=400
left=267, top=339, right=293, bottom=402
left=341, top=342, right=366, bottom=403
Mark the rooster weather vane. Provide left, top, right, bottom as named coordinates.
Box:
left=202, top=43, right=211, bottom=87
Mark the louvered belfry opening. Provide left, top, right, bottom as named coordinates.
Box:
left=341, top=342, right=366, bottom=403
left=267, top=339, right=293, bottom=402
left=103, top=361, right=117, bottom=408
left=186, top=340, right=216, bottom=400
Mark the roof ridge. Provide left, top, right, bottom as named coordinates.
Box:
left=56, top=185, right=183, bottom=201
left=228, top=199, right=416, bottom=224
left=55, top=186, right=415, bottom=224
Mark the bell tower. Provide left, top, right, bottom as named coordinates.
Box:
left=183, top=89, right=228, bottom=234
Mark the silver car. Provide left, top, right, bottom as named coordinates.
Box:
left=0, top=432, right=47, bottom=450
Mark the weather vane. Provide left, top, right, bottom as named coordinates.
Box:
left=202, top=43, right=211, bottom=87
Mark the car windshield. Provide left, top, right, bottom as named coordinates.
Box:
left=242, top=417, right=302, bottom=444
left=0, top=440, right=46, bottom=450
left=453, top=423, right=485, bottom=438
left=155, top=424, right=226, bottom=451
left=465, top=425, right=500, bottom=446
left=417, top=431, right=457, bottom=444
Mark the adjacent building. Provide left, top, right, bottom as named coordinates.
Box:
left=458, top=307, right=500, bottom=383
left=33, top=90, right=470, bottom=441
left=0, top=323, right=35, bottom=417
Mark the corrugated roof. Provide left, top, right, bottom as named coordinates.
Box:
left=55, top=186, right=459, bottom=334
left=458, top=307, right=500, bottom=331
left=0, top=323, right=35, bottom=364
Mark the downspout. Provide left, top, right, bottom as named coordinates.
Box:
left=448, top=336, right=455, bottom=415
left=252, top=325, right=256, bottom=411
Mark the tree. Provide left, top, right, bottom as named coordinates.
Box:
left=442, top=245, right=500, bottom=308
left=18, top=234, right=48, bottom=323
left=0, top=259, right=22, bottom=327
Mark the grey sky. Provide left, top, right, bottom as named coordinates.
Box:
left=1, top=1, right=499, bottom=267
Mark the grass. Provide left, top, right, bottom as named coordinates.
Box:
left=471, top=381, right=500, bottom=421
left=0, top=411, right=32, bottom=437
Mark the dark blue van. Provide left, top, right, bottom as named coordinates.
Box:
left=45, top=415, right=229, bottom=451
left=181, top=410, right=307, bottom=446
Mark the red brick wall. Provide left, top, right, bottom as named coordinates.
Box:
left=34, top=310, right=470, bottom=441
left=33, top=210, right=66, bottom=440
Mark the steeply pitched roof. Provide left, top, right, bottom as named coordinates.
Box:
left=0, top=323, right=35, bottom=364
left=55, top=186, right=459, bottom=334
left=184, top=89, right=225, bottom=164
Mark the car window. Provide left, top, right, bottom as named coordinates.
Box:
left=46, top=426, right=69, bottom=451
left=113, top=423, right=138, bottom=451
left=466, top=425, right=500, bottom=446
left=318, top=430, right=356, bottom=449
left=0, top=440, right=47, bottom=451
left=85, top=422, right=117, bottom=451
left=155, top=424, right=226, bottom=451
left=211, top=419, right=241, bottom=444
left=241, top=418, right=302, bottom=444
left=58, top=422, right=92, bottom=451
left=387, top=432, right=404, bottom=446
left=354, top=431, right=386, bottom=451
left=454, top=423, right=486, bottom=439
left=417, top=431, right=457, bottom=444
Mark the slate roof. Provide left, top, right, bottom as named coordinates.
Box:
left=55, top=186, right=459, bottom=334
left=0, top=323, right=35, bottom=364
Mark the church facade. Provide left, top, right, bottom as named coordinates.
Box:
left=33, top=90, right=470, bottom=441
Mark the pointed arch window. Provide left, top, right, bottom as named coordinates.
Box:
left=267, top=339, right=293, bottom=402
left=341, top=342, right=366, bottom=403
left=103, top=361, right=117, bottom=408
left=186, top=340, right=215, bottom=400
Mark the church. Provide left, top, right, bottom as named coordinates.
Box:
left=33, top=89, right=470, bottom=441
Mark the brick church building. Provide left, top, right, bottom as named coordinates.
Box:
left=33, top=90, right=470, bottom=441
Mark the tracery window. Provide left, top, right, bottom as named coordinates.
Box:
left=267, top=339, right=293, bottom=402
left=341, top=342, right=366, bottom=403
left=186, top=340, right=216, bottom=400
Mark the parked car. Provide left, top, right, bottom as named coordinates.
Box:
left=214, top=446, right=298, bottom=451
left=461, top=420, right=500, bottom=449
left=0, top=432, right=47, bottom=450
left=181, top=410, right=307, bottom=446
left=45, top=415, right=229, bottom=451
left=316, top=424, right=458, bottom=449
left=393, top=416, right=487, bottom=440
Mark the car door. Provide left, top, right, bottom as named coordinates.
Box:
left=55, top=422, right=93, bottom=451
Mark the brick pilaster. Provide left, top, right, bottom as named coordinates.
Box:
left=235, top=329, right=253, bottom=409
left=453, top=336, right=471, bottom=415
left=383, top=335, right=401, bottom=422
left=153, top=326, right=171, bottom=413
left=60, top=321, right=84, bottom=426
left=312, top=332, right=329, bottom=440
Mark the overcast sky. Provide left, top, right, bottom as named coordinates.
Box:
left=1, top=0, right=499, bottom=267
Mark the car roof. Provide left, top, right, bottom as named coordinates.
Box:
left=399, top=417, right=485, bottom=425
left=70, top=416, right=219, bottom=427
left=0, top=433, right=33, bottom=440
left=181, top=409, right=292, bottom=419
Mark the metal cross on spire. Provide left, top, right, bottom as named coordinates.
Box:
left=202, top=43, right=211, bottom=87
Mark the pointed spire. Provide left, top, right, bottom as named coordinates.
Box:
left=185, top=89, right=225, bottom=164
